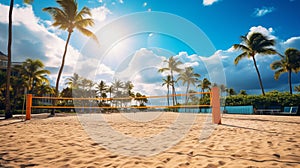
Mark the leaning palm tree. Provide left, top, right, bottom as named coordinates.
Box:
left=44, top=0, right=98, bottom=115
left=158, top=56, right=182, bottom=106
left=270, top=48, right=300, bottom=94
left=233, top=32, right=276, bottom=96
left=177, top=67, right=200, bottom=106
left=5, top=0, right=34, bottom=119
left=162, top=75, right=173, bottom=107
left=43, top=0, right=98, bottom=94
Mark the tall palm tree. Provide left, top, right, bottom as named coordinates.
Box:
left=5, top=0, right=34, bottom=119
left=162, top=75, right=173, bottom=107
left=158, top=56, right=182, bottom=106
left=233, top=32, right=276, bottom=96
left=270, top=48, right=300, bottom=94
left=43, top=0, right=98, bottom=99
left=177, top=67, right=200, bottom=105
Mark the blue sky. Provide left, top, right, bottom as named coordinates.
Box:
left=0, top=0, right=300, bottom=96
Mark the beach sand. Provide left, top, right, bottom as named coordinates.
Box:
left=0, top=112, right=299, bottom=168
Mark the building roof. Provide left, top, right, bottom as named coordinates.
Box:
left=0, top=51, right=8, bottom=61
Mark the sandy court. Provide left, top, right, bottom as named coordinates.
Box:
left=0, top=112, right=299, bottom=168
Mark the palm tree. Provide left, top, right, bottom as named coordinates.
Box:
left=5, top=0, right=34, bottom=119
left=226, top=88, right=236, bottom=96
left=177, top=67, right=200, bottom=105
left=112, top=79, right=124, bottom=107
left=162, top=75, right=173, bottom=107
left=198, top=78, right=211, bottom=93
left=15, top=59, right=50, bottom=93
left=66, top=73, right=81, bottom=89
left=158, top=56, right=182, bottom=106
left=95, top=80, right=108, bottom=106
left=43, top=0, right=98, bottom=100
left=239, top=90, right=247, bottom=95
left=233, top=32, right=276, bottom=96
left=270, top=48, right=300, bottom=94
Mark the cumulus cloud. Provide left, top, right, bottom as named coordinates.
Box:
left=203, top=0, right=220, bottom=6
left=253, top=7, right=275, bottom=17
left=248, top=26, right=276, bottom=39
left=90, top=6, right=112, bottom=23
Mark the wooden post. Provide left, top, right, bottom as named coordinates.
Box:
left=212, top=87, right=221, bottom=124
left=26, top=94, right=32, bottom=120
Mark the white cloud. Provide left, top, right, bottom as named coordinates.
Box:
left=203, top=0, right=219, bottom=6
left=90, top=6, right=112, bottom=23
left=253, top=7, right=275, bottom=17
left=248, top=25, right=276, bottom=40
left=143, top=2, right=147, bottom=7
left=119, top=0, right=124, bottom=4
left=282, top=36, right=300, bottom=49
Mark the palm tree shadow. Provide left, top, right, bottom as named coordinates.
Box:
left=0, top=119, right=24, bottom=127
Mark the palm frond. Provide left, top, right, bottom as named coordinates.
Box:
left=233, top=44, right=250, bottom=52
left=56, top=0, right=77, bottom=21
left=270, top=61, right=282, bottom=70
left=274, top=69, right=285, bottom=80
left=75, top=18, right=94, bottom=27
left=75, top=6, right=92, bottom=21
left=76, top=26, right=98, bottom=43
left=234, top=52, right=248, bottom=65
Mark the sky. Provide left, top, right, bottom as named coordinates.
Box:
left=0, top=0, right=300, bottom=98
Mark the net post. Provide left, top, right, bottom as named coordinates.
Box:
left=26, top=94, right=32, bottom=120
left=211, top=87, right=221, bottom=124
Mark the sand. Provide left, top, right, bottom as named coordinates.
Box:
left=0, top=112, right=299, bottom=168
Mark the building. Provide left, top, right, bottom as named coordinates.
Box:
left=0, top=51, right=8, bottom=71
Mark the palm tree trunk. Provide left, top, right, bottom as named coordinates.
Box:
left=288, top=70, right=292, bottom=94
left=170, top=71, right=175, bottom=106
left=52, top=32, right=72, bottom=115
left=5, top=0, right=14, bottom=119
left=252, top=57, right=265, bottom=96
left=167, top=85, right=170, bottom=107
left=185, top=84, right=189, bottom=112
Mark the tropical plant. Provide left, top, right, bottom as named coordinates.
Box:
left=198, top=78, right=211, bottom=93
left=226, top=88, right=237, bottom=96
left=5, top=0, right=34, bottom=119
left=162, top=75, right=173, bottom=107
left=66, top=73, right=81, bottom=89
left=95, top=80, right=108, bottom=100
left=158, top=56, right=182, bottom=106
left=43, top=0, right=98, bottom=115
left=14, top=59, right=50, bottom=93
left=271, top=48, right=300, bottom=94
left=233, top=32, right=276, bottom=96
left=239, top=90, right=247, bottom=95
left=177, top=67, right=200, bottom=105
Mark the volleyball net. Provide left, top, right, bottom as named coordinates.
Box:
left=25, top=87, right=221, bottom=124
